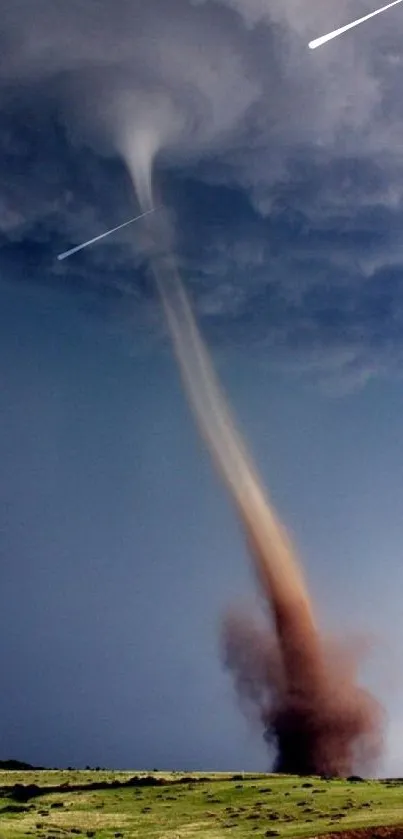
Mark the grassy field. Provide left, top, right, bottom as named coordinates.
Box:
left=1, top=770, right=403, bottom=839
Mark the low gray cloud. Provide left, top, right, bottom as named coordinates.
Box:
left=1, top=0, right=403, bottom=386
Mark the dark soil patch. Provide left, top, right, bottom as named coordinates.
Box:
left=1, top=804, right=29, bottom=813
left=319, top=826, right=403, bottom=839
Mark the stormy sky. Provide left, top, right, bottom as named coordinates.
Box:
left=2, top=0, right=403, bottom=773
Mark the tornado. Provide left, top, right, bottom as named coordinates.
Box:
left=120, top=129, right=384, bottom=777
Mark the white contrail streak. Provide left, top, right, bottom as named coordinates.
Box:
left=308, top=0, right=403, bottom=49
left=56, top=207, right=157, bottom=261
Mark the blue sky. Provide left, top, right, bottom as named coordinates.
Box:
left=1, top=0, right=403, bottom=774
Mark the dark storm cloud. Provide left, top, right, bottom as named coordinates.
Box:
left=2, top=0, right=403, bottom=383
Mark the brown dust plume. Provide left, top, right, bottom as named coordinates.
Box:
left=122, top=142, right=384, bottom=776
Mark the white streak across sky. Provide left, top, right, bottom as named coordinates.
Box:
left=56, top=207, right=157, bottom=261
left=309, top=0, right=403, bottom=49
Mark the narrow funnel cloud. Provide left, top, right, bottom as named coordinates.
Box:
left=309, top=0, right=403, bottom=49
left=57, top=207, right=157, bottom=261
left=121, top=130, right=384, bottom=776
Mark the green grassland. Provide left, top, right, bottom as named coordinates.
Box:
left=1, top=770, right=403, bottom=839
